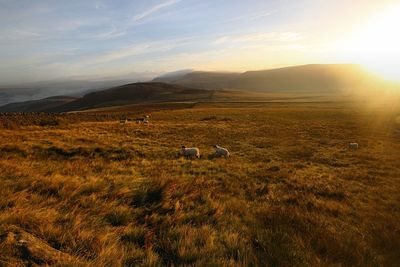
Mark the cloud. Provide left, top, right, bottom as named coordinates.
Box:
left=44, top=38, right=186, bottom=71
left=0, top=1, right=183, bottom=45
left=90, top=44, right=155, bottom=64
left=0, top=29, right=44, bottom=43
left=95, top=1, right=106, bottom=10
left=0, top=17, right=112, bottom=42
left=214, top=32, right=304, bottom=45
left=225, top=10, right=275, bottom=23
left=89, top=1, right=183, bottom=40
left=132, top=0, right=180, bottom=22
left=91, top=29, right=127, bottom=40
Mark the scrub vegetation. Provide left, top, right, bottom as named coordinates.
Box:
left=0, top=102, right=399, bottom=266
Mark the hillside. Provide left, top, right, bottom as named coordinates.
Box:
left=0, top=80, right=126, bottom=107
left=0, top=96, right=78, bottom=113
left=0, top=74, right=157, bottom=107
left=2, top=64, right=397, bottom=113
left=51, top=82, right=214, bottom=112
left=1, top=81, right=339, bottom=113
left=0, top=83, right=215, bottom=113
left=234, top=64, right=383, bottom=92
left=153, top=64, right=388, bottom=93
left=153, top=71, right=240, bottom=89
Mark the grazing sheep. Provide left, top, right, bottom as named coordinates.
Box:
left=136, top=115, right=150, bottom=124
left=181, top=146, right=200, bottom=158
left=348, top=143, right=359, bottom=150
left=119, top=117, right=128, bottom=124
left=214, top=145, right=230, bottom=158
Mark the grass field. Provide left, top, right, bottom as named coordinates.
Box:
left=0, top=102, right=399, bottom=266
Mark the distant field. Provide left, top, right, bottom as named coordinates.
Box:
left=0, top=102, right=399, bottom=266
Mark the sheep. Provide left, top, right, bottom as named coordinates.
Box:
left=348, top=143, right=359, bottom=150
left=214, top=145, right=230, bottom=158
left=181, top=146, right=200, bottom=158
left=136, top=115, right=150, bottom=124
left=119, top=117, right=128, bottom=124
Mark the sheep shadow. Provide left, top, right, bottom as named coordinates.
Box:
left=206, top=153, right=218, bottom=160
left=175, top=152, right=228, bottom=160
left=175, top=149, right=230, bottom=160
left=207, top=153, right=230, bottom=160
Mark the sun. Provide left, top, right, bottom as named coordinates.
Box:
left=337, top=4, right=400, bottom=81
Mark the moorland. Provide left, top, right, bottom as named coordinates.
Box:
left=0, top=101, right=399, bottom=266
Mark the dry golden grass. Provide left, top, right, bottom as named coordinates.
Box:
left=0, top=102, right=399, bottom=266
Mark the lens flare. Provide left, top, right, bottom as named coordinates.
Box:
left=336, top=4, right=400, bottom=81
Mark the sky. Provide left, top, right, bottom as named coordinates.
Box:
left=0, top=0, right=399, bottom=84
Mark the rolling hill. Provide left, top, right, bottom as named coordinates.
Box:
left=0, top=96, right=78, bottom=113
left=0, top=83, right=338, bottom=113
left=153, top=64, right=388, bottom=93
left=153, top=71, right=241, bottom=89
left=234, top=64, right=384, bottom=92
left=2, top=64, right=397, bottom=113
left=54, top=82, right=214, bottom=112
left=0, top=74, right=157, bottom=107
left=0, top=83, right=215, bottom=113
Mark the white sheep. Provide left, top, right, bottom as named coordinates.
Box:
left=136, top=115, right=150, bottom=124
left=348, top=143, right=359, bottom=150
left=181, top=146, right=200, bottom=158
left=120, top=117, right=128, bottom=124
left=214, top=145, right=230, bottom=158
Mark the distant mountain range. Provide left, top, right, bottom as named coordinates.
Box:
left=0, top=64, right=398, bottom=113
left=153, top=64, right=390, bottom=93
left=153, top=71, right=240, bottom=89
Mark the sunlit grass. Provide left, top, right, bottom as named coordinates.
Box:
left=0, top=103, right=399, bottom=266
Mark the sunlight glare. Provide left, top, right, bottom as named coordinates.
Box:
left=337, top=4, right=400, bottom=81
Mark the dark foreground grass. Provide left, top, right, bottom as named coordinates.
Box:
left=0, top=102, right=399, bottom=266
